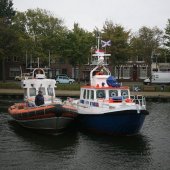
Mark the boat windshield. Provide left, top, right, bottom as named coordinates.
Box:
left=39, top=87, right=46, bottom=95
left=121, top=90, right=129, bottom=99
left=30, top=88, right=36, bottom=97
left=96, top=90, right=106, bottom=99
left=109, top=90, right=118, bottom=98
left=47, top=87, right=54, bottom=96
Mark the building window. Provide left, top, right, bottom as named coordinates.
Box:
left=59, top=58, right=65, bottom=64
left=6, top=56, right=11, bottom=62
left=73, top=68, right=79, bottom=79
left=123, top=67, right=130, bottom=79
left=115, top=66, right=122, bottom=79
left=13, top=56, right=19, bottom=62
left=55, top=69, right=60, bottom=76
left=9, top=67, right=20, bottom=78
left=91, top=56, right=98, bottom=65
left=139, top=66, right=147, bottom=79
left=62, top=68, right=67, bottom=74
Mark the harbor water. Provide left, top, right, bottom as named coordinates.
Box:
left=0, top=101, right=170, bottom=170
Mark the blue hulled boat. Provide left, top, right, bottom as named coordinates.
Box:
left=63, top=38, right=149, bottom=135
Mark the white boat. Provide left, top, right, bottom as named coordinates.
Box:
left=63, top=40, right=149, bottom=135
left=8, top=68, right=77, bottom=133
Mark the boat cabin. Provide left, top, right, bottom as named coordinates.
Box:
left=21, top=68, right=56, bottom=103
left=80, top=72, right=130, bottom=105
left=80, top=86, right=130, bottom=104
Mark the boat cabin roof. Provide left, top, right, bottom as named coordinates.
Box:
left=81, top=85, right=129, bottom=90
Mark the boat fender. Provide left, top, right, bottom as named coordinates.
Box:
left=125, top=98, right=132, bottom=103
left=109, top=98, right=113, bottom=103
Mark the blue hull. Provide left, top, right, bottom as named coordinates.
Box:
left=77, top=110, right=149, bottom=135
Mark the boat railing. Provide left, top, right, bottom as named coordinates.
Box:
left=131, top=95, right=146, bottom=107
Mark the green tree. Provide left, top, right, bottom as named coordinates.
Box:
left=130, top=26, right=163, bottom=77
left=0, top=0, right=17, bottom=82
left=12, top=8, right=68, bottom=67
left=102, top=20, right=131, bottom=79
left=64, top=23, right=95, bottom=82
left=164, top=19, right=170, bottom=49
left=163, top=19, right=170, bottom=60
left=0, top=0, right=15, bottom=25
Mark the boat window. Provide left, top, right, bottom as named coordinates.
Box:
left=24, top=89, right=27, bottom=98
left=87, top=90, right=90, bottom=99
left=83, top=89, right=86, bottom=99
left=96, top=90, right=105, bottom=98
left=121, top=90, right=129, bottom=99
left=47, top=87, right=53, bottom=96
left=29, top=88, right=36, bottom=97
left=39, top=87, right=46, bottom=95
left=90, top=90, right=94, bottom=100
left=109, top=90, right=118, bottom=97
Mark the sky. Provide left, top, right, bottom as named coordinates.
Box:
left=12, top=0, right=170, bottom=32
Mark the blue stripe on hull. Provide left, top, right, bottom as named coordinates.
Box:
left=77, top=110, right=147, bottom=135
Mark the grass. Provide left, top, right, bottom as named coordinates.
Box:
left=0, top=82, right=82, bottom=90
left=55, top=83, right=81, bottom=90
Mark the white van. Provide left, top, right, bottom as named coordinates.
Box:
left=144, top=72, right=170, bottom=85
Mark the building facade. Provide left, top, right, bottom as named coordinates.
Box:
left=1, top=55, right=170, bottom=82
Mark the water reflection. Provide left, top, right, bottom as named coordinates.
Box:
left=1, top=102, right=170, bottom=170
left=68, top=131, right=151, bottom=170
left=8, top=120, right=78, bottom=152
left=1, top=119, right=79, bottom=170
left=79, top=130, right=151, bottom=155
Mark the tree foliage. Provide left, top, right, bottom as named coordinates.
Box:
left=0, top=0, right=15, bottom=25
left=163, top=19, right=170, bottom=60
left=164, top=19, right=170, bottom=49
left=0, top=0, right=16, bottom=60
left=102, top=20, right=131, bottom=78
left=1, top=1, right=170, bottom=82
left=102, top=21, right=131, bottom=66
left=65, top=24, right=95, bottom=65
left=0, top=0, right=17, bottom=82
left=130, top=26, right=163, bottom=64
left=12, top=8, right=68, bottom=65
left=63, top=23, right=95, bottom=81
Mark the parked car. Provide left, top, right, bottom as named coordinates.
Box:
left=55, top=75, right=75, bottom=84
left=15, top=73, right=32, bottom=81
left=55, top=74, right=69, bottom=79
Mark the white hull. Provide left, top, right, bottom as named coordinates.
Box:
left=84, top=106, right=143, bottom=115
